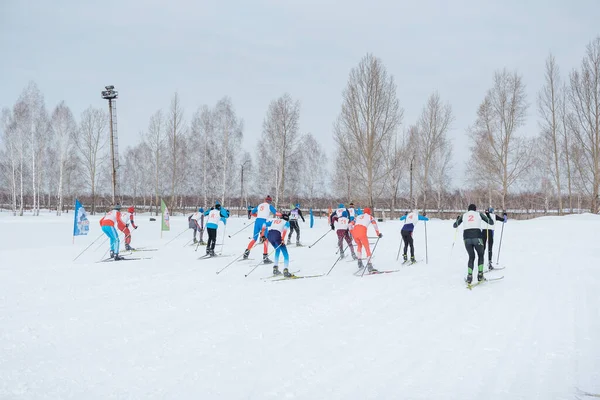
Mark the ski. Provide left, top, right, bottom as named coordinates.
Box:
left=365, top=269, right=401, bottom=275
left=238, top=258, right=256, bottom=262
left=271, top=273, right=324, bottom=281
left=97, top=256, right=150, bottom=263
left=198, top=253, right=233, bottom=260
left=131, top=248, right=158, bottom=252
left=466, top=276, right=504, bottom=290
left=484, top=266, right=506, bottom=273
left=261, top=269, right=300, bottom=280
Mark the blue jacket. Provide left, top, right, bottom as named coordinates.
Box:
left=204, top=207, right=230, bottom=229
left=399, top=213, right=429, bottom=232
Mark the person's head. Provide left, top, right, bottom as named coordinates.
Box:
left=215, top=203, right=221, bottom=210
left=215, top=200, right=221, bottom=206
left=275, top=212, right=282, bottom=219
left=364, top=207, right=372, bottom=215
left=114, top=203, right=121, bottom=211
left=198, top=207, right=204, bottom=213
left=488, top=207, right=494, bottom=213
left=128, top=206, right=135, bottom=213
left=342, top=210, right=348, bottom=218
left=468, top=203, right=477, bottom=211
left=338, top=203, right=344, bottom=208
left=349, top=202, right=354, bottom=208
left=265, top=195, right=272, bottom=203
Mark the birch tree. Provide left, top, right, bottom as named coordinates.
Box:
left=333, top=53, right=403, bottom=207
left=538, top=54, right=564, bottom=214
left=568, top=36, right=600, bottom=213
left=300, top=133, right=327, bottom=207
left=1, top=108, right=18, bottom=215
left=258, top=93, right=301, bottom=208
left=466, top=69, right=532, bottom=209
left=144, top=110, right=165, bottom=215
left=214, top=97, right=243, bottom=205
left=76, top=106, right=108, bottom=214
left=166, top=92, right=186, bottom=210
left=50, top=101, right=77, bottom=215
left=416, top=91, right=454, bottom=211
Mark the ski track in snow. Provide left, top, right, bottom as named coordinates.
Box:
left=0, top=212, right=599, bottom=399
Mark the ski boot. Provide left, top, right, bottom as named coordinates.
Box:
left=193, top=238, right=198, bottom=244
left=357, top=259, right=364, bottom=270
left=352, top=253, right=358, bottom=260
left=402, top=254, right=408, bottom=263
left=110, top=250, right=115, bottom=259
left=263, top=253, right=273, bottom=264
left=273, top=265, right=282, bottom=275
left=283, top=268, right=293, bottom=278
left=410, top=256, right=416, bottom=264
left=287, top=238, right=292, bottom=245
left=296, top=241, right=300, bottom=247
left=125, top=244, right=134, bottom=251
left=339, top=250, right=345, bottom=259
left=114, top=253, right=125, bottom=261
left=199, top=240, right=206, bottom=245
left=242, top=249, right=250, bottom=260
left=466, top=273, right=473, bottom=284
left=488, top=261, right=494, bottom=271
left=477, top=271, right=485, bottom=282
left=367, top=262, right=378, bottom=273
left=210, top=249, right=216, bottom=257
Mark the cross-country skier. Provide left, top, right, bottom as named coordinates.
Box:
left=329, top=203, right=348, bottom=230
left=99, top=204, right=126, bottom=261
left=243, top=195, right=277, bottom=263
left=189, top=207, right=205, bottom=244
left=203, top=201, right=229, bottom=257
left=347, top=202, right=357, bottom=221
left=286, top=203, right=305, bottom=245
left=351, top=207, right=382, bottom=272
left=482, top=207, right=507, bottom=270
left=453, top=203, right=494, bottom=284
left=399, top=209, right=429, bottom=264
left=122, top=206, right=138, bottom=251
left=265, top=212, right=293, bottom=277
left=331, top=210, right=357, bottom=260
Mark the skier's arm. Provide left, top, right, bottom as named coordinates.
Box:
left=399, top=215, right=406, bottom=221
left=331, top=215, right=338, bottom=230
left=371, top=217, right=382, bottom=237
left=496, top=213, right=507, bottom=222
left=282, top=222, right=290, bottom=243
left=269, top=205, right=277, bottom=215
left=418, top=214, right=429, bottom=221
left=453, top=215, right=463, bottom=228
left=130, top=214, right=138, bottom=229
left=298, top=209, right=305, bottom=222
left=481, top=212, right=494, bottom=225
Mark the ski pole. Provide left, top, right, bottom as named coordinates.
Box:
left=216, top=241, right=260, bottom=275
left=73, top=232, right=104, bottom=261
left=308, top=229, right=332, bottom=248
left=165, top=227, right=189, bottom=246
left=245, top=242, right=284, bottom=278
left=496, top=219, right=506, bottom=265
left=327, top=244, right=348, bottom=276
left=217, top=223, right=228, bottom=255
left=360, top=237, right=381, bottom=277
left=424, top=220, right=428, bottom=265
left=228, top=222, right=252, bottom=238
left=450, top=227, right=458, bottom=257
left=94, top=236, right=108, bottom=251
left=183, top=239, right=192, bottom=247
left=396, top=236, right=403, bottom=261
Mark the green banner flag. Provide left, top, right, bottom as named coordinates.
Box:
left=161, top=199, right=170, bottom=231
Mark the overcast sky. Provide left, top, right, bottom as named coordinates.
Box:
left=1, top=0, right=599, bottom=185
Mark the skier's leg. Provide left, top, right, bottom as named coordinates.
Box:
left=409, top=232, right=414, bottom=258
left=281, top=245, right=289, bottom=268
left=488, top=231, right=494, bottom=262
left=476, top=239, right=485, bottom=274
left=402, top=231, right=409, bottom=256
left=464, top=240, right=476, bottom=274
left=336, top=230, right=344, bottom=253
left=111, top=227, right=120, bottom=255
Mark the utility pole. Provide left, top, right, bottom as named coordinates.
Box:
left=101, top=85, right=119, bottom=204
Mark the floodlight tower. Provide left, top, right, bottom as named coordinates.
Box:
left=101, top=85, right=119, bottom=204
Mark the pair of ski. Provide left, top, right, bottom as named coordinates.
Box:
left=97, top=255, right=152, bottom=263
left=466, top=267, right=505, bottom=289
left=264, top=270, right=324, bottom=281
left=353, top=268, right=401, bottom=276
left=198, top=253, right=233, bottom=260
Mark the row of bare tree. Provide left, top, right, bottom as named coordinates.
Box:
left=1, top=36, right=599, bottom=216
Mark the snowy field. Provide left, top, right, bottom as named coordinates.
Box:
left=1, top=211, right=599, bottom=399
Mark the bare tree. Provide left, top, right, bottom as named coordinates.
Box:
left=559, top=85, right=575, bottom=212
left=143, top=110, right=165, bottom=215
left=166, top=92, right=186, bottom=210
left=568, top=36, right=600, bottom=213
left=466, top=69, right=532, bottom=209
left=538, top=54, right=564, bottom=214
left=50, top=101, right=77, bottom=215
left=259, top=93, right=301, bottom=208
left=333, top=53, right=403, bottom=207
left=214, top=97, right=243, bottom=205
left=76, top=106, right=108, bottom=214
left=1, top=108, right=18, bottom=215
left=416, top=91, right=454, bottom=211
left=382, top=130, right=409, bottom=218
left=300, top=133, right=327, bottom=207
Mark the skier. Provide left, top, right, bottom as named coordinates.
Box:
left=286, top=203, right=305, bottom=245
left=347, top=202, right=357, bottom=221
left=350, top=207, right=382, bottom=272
left=203, top=201, right=230, bottom=256
left=329, top=203, right=348, bottom=229
left=121, top=206, right=139, bottom=251
left=189, top=207, right=205, bottom=244
left=453, top=204, right=495, bottom=284
left=247, top=205, right=252, bottom=219
left=243, top=195, right=277, bottom=263
left=482, top=207, right=508, bottom=270
left=399, top=209, right=429, bottom=264
left=331, top=210, right=357, bottom=260
left=99, top=204, right=127, bottom=261
left=265, top=212, right=293, bottom=277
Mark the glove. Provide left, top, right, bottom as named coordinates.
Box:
left=134, top=226, right=138, bottom=230
left=378, top=233, right=383, bottom=238
left=503, top=213, right=508, bottom=222
left=330, top=224, right=334, bottom=230
left=260, top=235, right=266, bottom=243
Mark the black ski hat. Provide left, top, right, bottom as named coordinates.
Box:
left=468, top=203, right=476, bottom=211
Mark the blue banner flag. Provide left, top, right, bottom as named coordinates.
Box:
left=73, top=199, right=90, bottom=237
left=309, top=208, right=314, bottom=228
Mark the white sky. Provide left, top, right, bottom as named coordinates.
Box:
left=1, top=0, right=599, bottom=185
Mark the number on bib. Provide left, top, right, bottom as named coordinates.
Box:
left=467, top=215, right=474, bottom=222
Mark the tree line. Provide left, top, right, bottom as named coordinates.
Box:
left=1, top=36, right=599, bottom=217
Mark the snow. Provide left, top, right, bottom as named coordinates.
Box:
left=1, top=211, right=599, bottom=399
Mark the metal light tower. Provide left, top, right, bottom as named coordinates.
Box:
left=101, top=85, right=119, bottom=204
